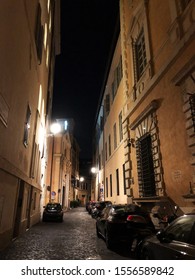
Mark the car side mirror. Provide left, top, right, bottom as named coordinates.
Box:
left=156, top=229, right=164, bottom=241
left=156, top=230, right=173, bottom=243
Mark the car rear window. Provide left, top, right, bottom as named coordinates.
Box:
left=46, top=203, right=61, bottom=210
left=112, top=204, right=141, bottom=214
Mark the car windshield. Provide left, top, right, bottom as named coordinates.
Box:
left=111, top=204, right=141, bottom=215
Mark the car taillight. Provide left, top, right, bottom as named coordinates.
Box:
left=127, top=215, right=134, bottom=221
left=127, top=215, right=147, bottom=223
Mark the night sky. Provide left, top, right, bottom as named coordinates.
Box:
left=52, top=0, right=119, bottom=159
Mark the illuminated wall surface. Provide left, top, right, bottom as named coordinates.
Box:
left=93, top=0, right=195, bottom=213
left=0, top=0, right=60, bottom=250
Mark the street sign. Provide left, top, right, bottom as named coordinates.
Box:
left=51, top=191, right=56, bottom=200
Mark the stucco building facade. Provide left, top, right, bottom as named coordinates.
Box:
left=93, top=0, right=195, bottom=216
left=45, top=118, right=81, bottom=210
left=93, top=28, right=127, bottom=203
left=121, top=0, right=195, bottom=214
left=0, top=0, right=60, bottom=250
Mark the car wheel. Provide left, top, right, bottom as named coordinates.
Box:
left=96, top=225, right=101, bottom=238
left=105, top=231, right=113, bottom=249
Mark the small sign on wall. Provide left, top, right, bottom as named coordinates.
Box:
left=171, top=170, right=182, bottom=182
left=51, top=191, right=56, bottom=200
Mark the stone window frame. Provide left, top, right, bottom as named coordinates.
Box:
left=172, top=62, right=195, bottom=170
left=168, top=0, right=194, bottom=44
left=127, top=1, right=153, bottom=101
left=130, top=101, right=165, bottom=198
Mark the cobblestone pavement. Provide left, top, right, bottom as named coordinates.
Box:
left=0, top=207, right=133, bottom=260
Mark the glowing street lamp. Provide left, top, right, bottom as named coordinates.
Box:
left=79, top=177, right=84, bottom=182
left=91, top=167, right=97, bottom=174
left=50, top=122, right=61, bottom=135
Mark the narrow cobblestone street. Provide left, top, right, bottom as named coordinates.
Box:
left=0, top=207, right=133, bottom=260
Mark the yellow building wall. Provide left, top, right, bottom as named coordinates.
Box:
left=103, top=35, right=127, bottom=204
left=121, top=0, right=195, bottom=212
left=0, top=0, right=59, bottom=249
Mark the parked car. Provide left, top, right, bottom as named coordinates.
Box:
left=91, top=201, right=112, bottom=218
left=138, top=213, right=195, bottom=259
left=86, top=201, right=90, bottom=211
left=96, top=204, right=155, bottom=249
left=87, top=201, right=97, bottom=214
left=42, top=203, right=63, bottom=222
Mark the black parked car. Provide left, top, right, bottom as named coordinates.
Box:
left=42, top=203, right=63, bottom=222
left=87, top=201, right=97, bottom=214
left=138, top=213, right=195, bottom=259
left=91, top=201, right=112, bottom=218
left=96, top=204, right=155, bottom=249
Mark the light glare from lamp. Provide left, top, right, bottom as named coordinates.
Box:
left=50, top=123, right=61, bottom=134
left=80, top=177, right=84, bottom=182
left=91, top=167, right=96, bottom=174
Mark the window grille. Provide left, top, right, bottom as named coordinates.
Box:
left=136, top=134, right=156, bottom=197
left=135, top=28, right=147, bottom=80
